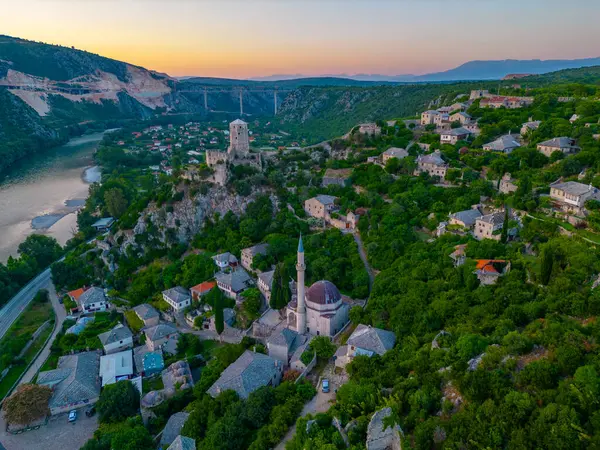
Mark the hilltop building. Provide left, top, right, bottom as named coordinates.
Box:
left=205, top=119, right=262, bottom=185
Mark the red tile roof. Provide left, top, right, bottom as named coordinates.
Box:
left=67, top=287, right=87, bottom=301
left=475, top=259, right=507, bottom=274
left=190, top=281, right=216, bottom=295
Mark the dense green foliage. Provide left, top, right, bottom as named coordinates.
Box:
left=96, top=380, right=141, bottom=424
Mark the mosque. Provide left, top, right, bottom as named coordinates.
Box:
left=286, top=236, right=350, bottom=337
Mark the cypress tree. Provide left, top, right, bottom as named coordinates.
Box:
left=214, top=290, right=224, bottom=337
left=270, top=263, right=290, bottom=310
left=500, top=208, right=509, bottom=244
left=540, top=246, right=554, bottom=285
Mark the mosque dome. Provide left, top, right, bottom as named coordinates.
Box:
left=306, top=280, right=342, bottom=305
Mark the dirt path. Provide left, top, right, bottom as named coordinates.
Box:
left=353, top=232, right=375, bottom=293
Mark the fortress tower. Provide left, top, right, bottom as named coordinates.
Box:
left=227, top=119, right=250, bottom=158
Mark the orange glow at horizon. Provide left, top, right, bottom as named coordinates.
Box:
left=1, top=0, right=599, bottom=79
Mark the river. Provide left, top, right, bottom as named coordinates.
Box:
left=0, top=131, right=108, bottom=263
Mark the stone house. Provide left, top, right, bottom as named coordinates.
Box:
left=420, top=110, right=439, bottom=126
left=470, top=89, right=490, bottom=100
left=133, top=303, right=160, bottom=328
left=190, top=281, right=217, bottom=301
left=215, top=268, right=254, bottom=302
left=241, top=243, right=269, bottom=271
left=304, top=195, right=337, bottom=220
left=415, top=150, right=449, bottom=180
left=358, top=123, right=381, bottom=136
left=98, top=323, right=133, bottom=354
left=449, top=111, right=473, bottom=125
left=474, top=260, right=511, bottom=285
left=449, top=244, right=467, bottom=267
left=257, top=269, right=274, bottom=302
left=167, top=436, right=196, bottom=450
left=212, top=252, right=238, bottom=271
left=483, top=134, right=521, bottom=154
left=440, top=128, right=471, bottom=145
left=499, top=173, right=518, bottom=194
left=37, top=351, right=101, bottom=415
left=549, top=180, right=600, bottom=213
left=537, top=137, right=580, bottom=158
left=162, top=286, right=192, bottom=312
left=267, top=328, right=308, bottom=368
left=160, top=413, right=191, bottom=449
left=207, top=350, right=283, bottom=399
left=448, top=207, right=483, bottom=229
left=335, top=324, right=396, bottom=369
left=521, top=120, right=541, bottom=136
left=133, top=345, right=164, bottom=376
left=144, top=323, right=179, bottom=353
left=381, top=147, right=408, bottom=164
left=77, top=287, right=107, bottom=314
left=473, top=212, right=505, bottom=241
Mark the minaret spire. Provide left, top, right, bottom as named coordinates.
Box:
left=296, top=234, right=307, bottom=334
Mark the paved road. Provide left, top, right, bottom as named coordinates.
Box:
left=0, top=268, right=53, bottom=341
left=19, top=283, right=66, bottom=385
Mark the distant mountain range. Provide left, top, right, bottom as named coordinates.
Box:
left=244, top=58, right=600, bottom=83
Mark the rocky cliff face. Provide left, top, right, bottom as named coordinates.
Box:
left=118, top=185, right=276, bottom=254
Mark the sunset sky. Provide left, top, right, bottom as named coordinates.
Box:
left=1, top=0, right=599, bottom=79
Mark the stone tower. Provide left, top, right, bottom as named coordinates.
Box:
left=296, top=235, right=307, bottom=335
left=227, top=119, right=250, bottom=158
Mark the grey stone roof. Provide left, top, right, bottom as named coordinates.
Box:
left=212, top=252, right=238, bottom=265
left=258, top=270, right=275, bottom=290
left=383, top=147, right=408, bottom=159
left=347, top=325, right=396, bottom=356
left=215, top=268, right=253, bottom=293
left=443, top=127, right=471, bottom=137
left=145, top=323, right=178, bottom=342
left=78, top=287, right=105, bottom=306
left=167, top=435, right=196, bottom=450
left=551, top=181, right=598, bottom=197
left=207, top=350, right=281, bottom=399
left=242, top=243, right=269, bottom=257
left=314, top=194, right=337, bottom=205
left=539, top=137, right=578, bottom=149
left=478, top=211, right=505, bottom=226
left=522, top=120, right=541, bottom=130
left=267, top=328, right=301, bottom=351
left=418, top=151, right=446, bottom=167
left=37, top=351, right=101, bottom=409
left=160, top=412, right=190, bottom=447
left=98, top=323, right=132, bottom=346
left=484, top=134, right=521, bottom=152
left=133, top=303, right=159, bottom=321
left=450, top=208, right=482, bottom=227
left=163, top=286, right=191, bottom=305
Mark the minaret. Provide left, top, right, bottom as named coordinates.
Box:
left=296, top=235, right=307, bottom=335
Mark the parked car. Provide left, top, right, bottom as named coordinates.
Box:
left=58, top=297, right=63, bottom=304
left=85, top=406, right=96, bottom=417
left=322, top=379, right=330, bottom=393
left=68, top=410, right=77, bottom=423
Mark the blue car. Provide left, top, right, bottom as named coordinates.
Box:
left=322, top=379, right=330, bottom=393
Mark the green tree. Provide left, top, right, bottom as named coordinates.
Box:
left=270, top=263, right=290, bottom=310
left=214, top=290, right=225, bottom=337
left=104, top=188, right=128, bottom=218
left=96, top=380, right=140, bottom=424
left=540, top=245, right=554, bottom=285
left=18, top=234, right=62, bottom=269
left=309, top=336, right=336, bottom=360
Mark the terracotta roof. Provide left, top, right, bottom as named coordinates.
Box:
left=475, top=260, right=507, bottom=274
left=190, top=281, right=216, bottom=295
left=67, top=287, right=87, bottom=301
